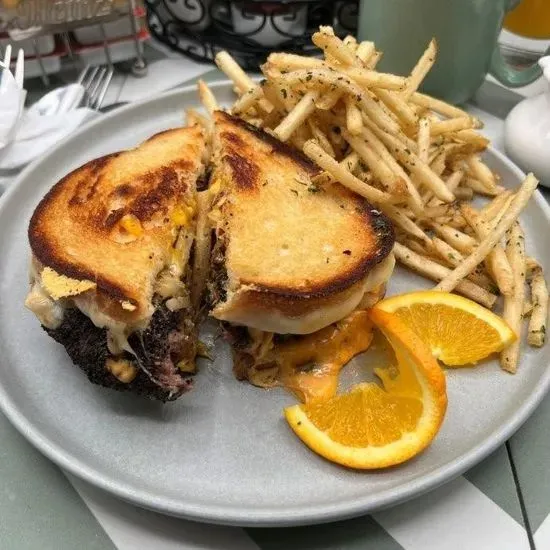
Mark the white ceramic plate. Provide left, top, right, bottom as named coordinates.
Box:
left=1, top=82, right=550, bottom=527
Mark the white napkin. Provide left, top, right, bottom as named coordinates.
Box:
left=0, top=107, right=99, bottom=170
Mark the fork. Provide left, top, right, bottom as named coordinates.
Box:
left=53, top=64, right=114, bottom=115
left=79, top=64, right=114, bottom=111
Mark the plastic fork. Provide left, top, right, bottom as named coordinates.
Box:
left=0, top=46, right=25, bottom=151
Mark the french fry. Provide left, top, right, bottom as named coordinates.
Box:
left=417, top=117, right=430, bottom=163
left=343, top=67, right=408, bottom=90
left=404, top=238, right=431, bottom=256
left=303, top=140, right=398, bottom=204
left=528, top=266, right=548, bottom=347
left=523, top=301, right=534, bottom=317
left=312, top=152, right=359, bottom=186
left=273, top=90, right=319, bottom=141
left=356, top=170, right=374, bottom=184
left=501, top=222, right=526, bottom=373
left=463, top=177, right=500, bottom=196
left=359, top=110, right=420, bottom=153
left=185, top=108, right=211, bottom=129
left=356, top=41, right=376, bottom=65
left=430, top=222, right=477, bottom=254
left=526, top=257, right=541, bottom=278
left=461, top=204, right=514, bottom=295
left=343, top=130, right=407, bottom=196
left=454, top=129, right=490, bottom=150
left=232, top=86, right=265, bottom=115
left=430, top=149, right=447, bottom=176
left=308, top=119, right=336, bottom=157
left=261, top=80, right=288, bottom=112
left=345, top=96, right=363, bottom=135
left=445, top=215, right=468, bottom=230
left=431, top=238, right=494, bottom=288
left=479, top=191, right=513, bottom=224
left=358, top=126, right=423, bottom=213
left=313, top=26, right=357, bottom=66
left=216, top=51, right=273, bottom=112
left=402, top=39, right=437, bottom=99
left=278, top=70, right=401, bottom=135
left=394, top=243, right=497, bottom=308
left=410, top=91, right=472, bottom=119
left=366, top=50, right=383, bottom=69
left=421, top=205, right=452, bottom=219
left=381, top=204, right=431, bottom=243
left=362, top=119, right=455, bottom=202
left=431, top=236, right=463, bottom=267
left=374, top=88, right=418, bottom=129
left=426, top=170, right=465, bottom=207
left=343, top=35, right=358, bottom=52
left=466, top=154, right=497, bottom=192
left=431, top=238, right=495, bottom=290
left=265, top=52, right=325, bottom=72
left=436, top=174, right=538, bottom=293
left=198, top=80, right=218, bottom=116
left=289, top=125, right=310, bottom=150
left=430, top=117, right=474, bottom=136
left=316, top=89, right=343, bottom=110
left=453, top=187, right=474, bottom=201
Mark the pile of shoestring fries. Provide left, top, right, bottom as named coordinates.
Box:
left=192, top=25, right=547, bottom=373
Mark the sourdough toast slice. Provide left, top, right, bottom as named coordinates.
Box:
left=209, top=111, right=394, bottom=334
left=29, top=125, right=206, bottom=326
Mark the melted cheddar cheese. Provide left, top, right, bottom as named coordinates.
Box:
left=276, top=310, right=374, bottom=403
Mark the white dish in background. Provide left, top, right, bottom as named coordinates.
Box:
left=1, top=82, right=550, bottom=527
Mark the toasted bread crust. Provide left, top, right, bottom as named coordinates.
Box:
left=238, top=202, right=394, bottom=298
left=216, top=111, right=320, bottom=176
left=210, top=112, right=395, bottom=331
left=29, top=126, right=206, bottom=323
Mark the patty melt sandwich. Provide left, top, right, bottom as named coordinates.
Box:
left=25, top=125, right=206, bottom=401
left=207, top=112, right=395, bottom=401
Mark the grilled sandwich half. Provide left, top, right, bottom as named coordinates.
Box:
left=26, top=125, right=207, bottom=401
left=207, top=111, right=396, bottom=402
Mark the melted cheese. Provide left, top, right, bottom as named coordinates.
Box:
left=106, top=358, right=138, bottom=383
left=276, top=310, right=374, bottom=403
left=119, top=214, right=143, bottom=237
left=73, top=293, right=152, bottom=356
left=41, top=267, right=96, bottom=299
left=25, top=282, right=65, bottom=329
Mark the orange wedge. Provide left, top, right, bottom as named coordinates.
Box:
left=284, top=309, right=447, bottom=469
left=373, top=290, right=516, bottom=366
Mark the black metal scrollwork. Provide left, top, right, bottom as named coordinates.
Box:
left=144, top=0, right=358, bottom=70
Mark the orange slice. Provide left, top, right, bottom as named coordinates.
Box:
left=373, top=290, right=516, bottom=366
left=284, top=309, right=447, bottom=469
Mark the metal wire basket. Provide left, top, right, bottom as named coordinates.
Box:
left=145, top=0, right=359, bottom=70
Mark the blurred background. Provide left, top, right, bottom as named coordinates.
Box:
left=0, top=0, right=548, bottom=105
